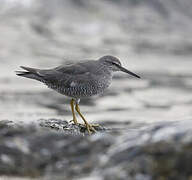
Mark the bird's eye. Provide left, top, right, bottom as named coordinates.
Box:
left=111, top=62, right=118, bottom=66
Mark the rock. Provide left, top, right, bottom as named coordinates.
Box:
left=0, top=119, right=192, bottom=180
left=39, top=118, right=109, bottom=135
left=0, top=119, right=113, bottom=179
left=100, top=120, right=192, bottom=180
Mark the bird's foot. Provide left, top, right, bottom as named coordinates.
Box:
left=90, top=123, right=100, bottom=127
left=84, top=123, right=96, bottom=135
left=69, top=120, right=100, bottom=135
left=76, top=122, right=97, bottom=135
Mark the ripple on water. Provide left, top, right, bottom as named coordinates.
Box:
left=133, top=87, right=192, bottom=107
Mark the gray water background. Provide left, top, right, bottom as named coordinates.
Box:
left=1, top=0, right=192, bottom=128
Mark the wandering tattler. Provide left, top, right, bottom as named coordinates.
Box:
left=16, top=55, right=140, bottom=134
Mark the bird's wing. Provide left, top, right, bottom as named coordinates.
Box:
left=38, top=62, right=97, bottom=88
left=54, top=60, right=94, bottom=75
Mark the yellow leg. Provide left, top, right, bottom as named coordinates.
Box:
left=70, top=99, right=78, bottom=125
left=75, top=103, right=96, bottom=134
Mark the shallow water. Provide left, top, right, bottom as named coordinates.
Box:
left=1, top=0, right=192, bottom=128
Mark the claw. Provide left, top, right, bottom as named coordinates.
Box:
left=90, top=123, right=100, bottom=127
left=69, top=122, right=96, bottom=134
left=85, top=123, right=96, bottom=135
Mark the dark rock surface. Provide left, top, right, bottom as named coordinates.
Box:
left=0, top=119, right=192, bottom=180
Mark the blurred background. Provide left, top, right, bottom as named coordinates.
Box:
left=1, top=0, right=192, bottom=128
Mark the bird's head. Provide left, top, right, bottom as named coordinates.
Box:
left=98, top=55, right=140, bottom=78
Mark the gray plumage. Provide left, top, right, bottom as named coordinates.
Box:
left=16, top=55, right=140, bottom=100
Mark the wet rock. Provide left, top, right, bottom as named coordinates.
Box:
left=100, top=120, right=192, bottom=180
left=0, top=120, right=13, bottom=129
left=0, top=119, right=192, bottom=179
left=0, top=119, right=113, bottom=179
left=39, top=118, right=108, bottom=135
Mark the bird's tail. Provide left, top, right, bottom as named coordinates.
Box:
left=15, top=66, right=43, bottom=82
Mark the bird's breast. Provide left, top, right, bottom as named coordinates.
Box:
left=49, top=74, right=112, bottom=98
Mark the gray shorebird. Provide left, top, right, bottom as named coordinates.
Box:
left=16, top=55, right=140, bottom=134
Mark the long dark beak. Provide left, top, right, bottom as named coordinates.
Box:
left=118, top=65, right=140, bottom=78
